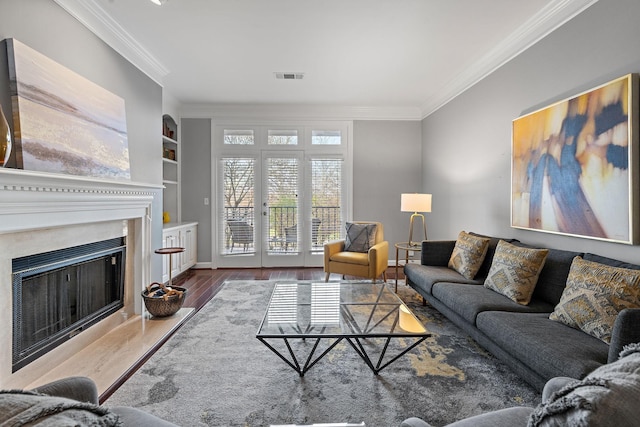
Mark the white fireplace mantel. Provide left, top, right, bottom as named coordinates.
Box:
left=0, top=168, right=161, bottom=233
left=0, top=167, right=163, bottom=389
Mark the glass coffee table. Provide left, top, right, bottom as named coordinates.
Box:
left=256, top=282, right=430, bottom=376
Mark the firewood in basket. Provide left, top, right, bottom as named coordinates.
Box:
left=162, top=288, right=183, bottom=301
left=145, top=282, right=183, bottom=299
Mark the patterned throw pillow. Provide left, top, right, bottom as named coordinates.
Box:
left=484, top=240, right=549, bottom=305
left=344, top=222, right=377, bottom=253
left=447, top=231, right=490, bottom=279
left=549, top=256, right=640, bottom=343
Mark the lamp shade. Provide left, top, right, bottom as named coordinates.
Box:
left=401, top=193, right=432, bottom=213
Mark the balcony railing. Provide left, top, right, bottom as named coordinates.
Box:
left=223, top=206, right=341, bottom=254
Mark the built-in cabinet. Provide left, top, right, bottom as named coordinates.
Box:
left=161, top=114, right=197, bottom=283
left=161, top=222, right=198, bottom=284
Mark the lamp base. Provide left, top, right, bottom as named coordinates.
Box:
left=407, top=212, right=427, bottom=247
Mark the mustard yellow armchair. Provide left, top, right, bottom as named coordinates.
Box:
left=324, top=221, right=389, bottom=283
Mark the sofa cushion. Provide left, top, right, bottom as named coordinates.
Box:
left=447, top=231, right=490, bottom=280
left=550, top=256, right=640, bottom=343
left=530, top=248, right=584, bottom=306
left=344, top=222, right=377, bottom=252
left=476, top=311, right=608, bottom=381
left=404, top=264, right=482, bottom=296
left=431, top=283, right=555, bottom=325
left=528, top=343, right=640, bottom=427
left=330, top=251, right=369, bottom=266
left=420, top=240, right=456, bottom=266
left=483, top=240, right=549, bottom=305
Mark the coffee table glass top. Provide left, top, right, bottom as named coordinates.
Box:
left=256, top=282, right=426, bottom=338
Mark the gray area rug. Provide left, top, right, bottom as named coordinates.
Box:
left=106, top=281, right=540, bottom=426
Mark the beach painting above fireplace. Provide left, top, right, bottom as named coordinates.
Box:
left=6, top=38, right=130, bottom=180
left=511, top=74, right=638, bottom=244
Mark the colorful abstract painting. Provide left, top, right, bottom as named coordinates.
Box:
left=7, top=39, right=130, bottom=180
left=512, top=74, right=638, bottom=244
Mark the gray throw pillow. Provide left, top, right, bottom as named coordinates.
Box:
left=528, top=343, right=640, bottom=427
left=344, top=222, right=377, bottom=252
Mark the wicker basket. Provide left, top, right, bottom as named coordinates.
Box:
left=142, top=283, right=187, bottom=317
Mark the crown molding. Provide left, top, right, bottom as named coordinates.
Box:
left=420, top=0, right=599, bottom=119
left=53, top=0, right=597, bottom=120
left=181, top=103, right=424, bottom=121
left=52, top=0, right=169, bottom=85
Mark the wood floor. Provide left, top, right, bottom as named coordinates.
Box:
left=98, top=266, right=400, bottom=402
left=179, top=267, right=328, bottom=311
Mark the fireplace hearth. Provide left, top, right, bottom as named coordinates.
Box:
left=12, top=237, right=126, bottom=372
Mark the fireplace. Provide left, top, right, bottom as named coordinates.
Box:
left=0, top=168, right=161, bottom=389
left=12, top=237, right=126, bottom=372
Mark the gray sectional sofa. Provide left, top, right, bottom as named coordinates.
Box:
left=403, top=233, right=640, bottom=391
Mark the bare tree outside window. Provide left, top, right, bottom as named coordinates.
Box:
left=223, top=157, right=254, bottom=220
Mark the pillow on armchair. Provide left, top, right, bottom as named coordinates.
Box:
left=344, top=222, right=377, bottom=252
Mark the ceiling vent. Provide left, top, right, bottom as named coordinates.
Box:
left=275, top=72, right=305, bottom=80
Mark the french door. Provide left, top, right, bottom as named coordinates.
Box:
left=215, top=123, right=350, bottom=268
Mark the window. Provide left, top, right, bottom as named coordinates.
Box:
left=311, top=158, right=343, bottom=248
left=224, top=129, right=254, bottom=145
left=265, top=155, right=299, bottom=253
left=312, top=130, right=341, bottom=145
left=221, top=157, right=255, bottom=254
left=268, top=129, right=298, bottom=145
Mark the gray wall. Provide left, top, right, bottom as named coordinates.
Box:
left=422, top=0, right=640, bottom=263
left=180, top=119, right=423, bottom=262
left=0, top=0, right=164, bottom=279
left=181, top=118, right=212, bottom=262
left=353, top=120, right=423, bottom=248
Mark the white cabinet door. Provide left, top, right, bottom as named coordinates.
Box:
left=161, top=228, right=181, bottom=284
left=162, top=223, right=198, bottom=284
left=181, top=224, right=197, bottom=271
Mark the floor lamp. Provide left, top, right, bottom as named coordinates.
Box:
left=401, top=193, right=432, bottom=247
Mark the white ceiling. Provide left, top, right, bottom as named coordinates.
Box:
left=55, top=0, right=597, bottom=118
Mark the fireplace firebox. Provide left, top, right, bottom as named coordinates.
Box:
left=12, top=237, right=126, bottom=372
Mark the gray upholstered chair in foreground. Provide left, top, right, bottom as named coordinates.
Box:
left=1, top=376, right=177, bottom=426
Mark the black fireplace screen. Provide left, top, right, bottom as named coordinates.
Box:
left=12, top=237, right=126, bottom=372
